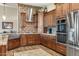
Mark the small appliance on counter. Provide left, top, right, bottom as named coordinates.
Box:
left=47, top=27, right=56, bottom=34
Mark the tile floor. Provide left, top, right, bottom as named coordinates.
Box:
left=6, top=45, right=62, bottom=56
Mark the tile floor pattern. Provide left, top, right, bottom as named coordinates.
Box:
left=6, top=45, right=62, bottom=56
left=14, top=49, right=52, bottom=56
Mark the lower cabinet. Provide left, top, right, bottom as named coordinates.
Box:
left=40, top=35, right=56, bottom=50
left=48, top=39, right=56, bottom=51
left=8, top=34, right=66, bottom=55
left=20, top=34, right=28, bottom=46
left=40, top=35, right=66, bottom=56
left=8, top=39, right=20, bottom=50
left=21, top=34, right=40, bottom=46
left=27, top=34, right=40, bottom=45
left=0, top=45, right=6, bottom=56
left=56, top=43, right=66, bottom=55
left=40, top=35, right=48, bottom=46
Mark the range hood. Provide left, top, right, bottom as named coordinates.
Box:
left=27, top=8, right=33, bottom=22
left=44, top=4, right=56, bottom=12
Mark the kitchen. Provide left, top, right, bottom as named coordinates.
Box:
left=0, top=3, right=79, bottom=56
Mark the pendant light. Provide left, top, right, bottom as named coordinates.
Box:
left=2, top=3, right=6, bottom=21
left=44, top=7, right=47, bottom=13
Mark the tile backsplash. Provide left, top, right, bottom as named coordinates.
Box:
left=20, top=23, right=37, bottom=33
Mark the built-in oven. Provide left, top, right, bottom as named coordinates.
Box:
left=57, top=33, right=67, bottom=43
left=56, top=17, right=67, bottom=44
left=57, top=19, right=66, bottom=33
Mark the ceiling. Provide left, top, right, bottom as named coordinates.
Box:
left=0, top=3, right=53, bottom=8
left=23, top=3, right=53, bottom=7
left=0, top=3, right=17, bottom=8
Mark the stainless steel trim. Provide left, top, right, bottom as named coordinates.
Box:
left=67, top=44, right=79, bottom=50
left=76, top=11, right=79, bottom=45
left=66, top=14, right=70, bottom=29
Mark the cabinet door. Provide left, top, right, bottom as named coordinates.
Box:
left=50, top=37, right=56, bottom=50
left=52, top=11, right=56, bottom=26
left=48, top=13, right=53, bottom=27
left=20, top=13, right=26, bottom=28
left=0, top=45, right=6, bottom=56
left=34, top=34, right=40, bottom=44
left=62, top=4, right=70, bottom=16
left=44, top=12, right=56, bottom=27
left=27, top=35, right=36, bottom=45
left=40, top=35, right=48, bottom=46
left=8, top=39, right=20, bottom=50
left=56, top=43, right=66, bottom=55
left=20, top=35, right=28, bottom=46
left=44, top=14, right=49, bottom=27
left=70, top=3, right=79, bottom=11
left=56, top=4, right=63, bottom=17
left=47, top=36, right=56, bottom=50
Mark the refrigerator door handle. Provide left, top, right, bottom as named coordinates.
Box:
left=66, top=15, right=70, bottom=28
left=76, top=12, right=79, bottom=45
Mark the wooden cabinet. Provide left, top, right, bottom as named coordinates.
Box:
left=56, top=43, right=66, bottom=55
left=40, top=35, right=56, bottom=50
left=40, top=35, right=67, bottom=55
left=26, top=34, right=40, bottom=45
left=40, top=35, right=49, bottom=46
left=56, top=3, right=70, bottom=17
left=20, top=13, right=26, bottom=28
left=20, top=34, right=28, bottom=46
left=34, top=34, right=40, bottom=44
left=8, top=39, right=20, bottom=50
left=62, top=4, right=70, bottom=16
left=56, top=4, right=63, bottom=17
left=44, top=14, right=49, bottom=27
left=70, top=3, right=79, bottom=11
left=26, top=34, right=36, bottom=45
left=21, top=34, right=40, bottom=46
left=55, top=3, right=79, bottom=18
left=44, top=11, right=56, bottom=27
left=48, top=36, right=56, bottom=50
left=0, top=45, right=6, bottom=56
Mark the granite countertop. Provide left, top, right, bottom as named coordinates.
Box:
left=0, top=35, right=8, bottom=45
left=0, top=33, right=40, bottom=35
left=41, top=33, right=56, bottom=36
left=0, top=33, right=56, bottom=36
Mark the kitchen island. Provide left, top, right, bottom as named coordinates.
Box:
left=0, top=34, right=8, bottom=56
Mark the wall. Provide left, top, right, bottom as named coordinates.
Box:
left=38, top=12, right=44, bottom=33
left=18, top=4, right=38, bottom=33
left=0, top=5, right=18, bottom=33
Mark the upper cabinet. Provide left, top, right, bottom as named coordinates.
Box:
left=56, top=3, right=79, bottom=18
left=44, top=10, right=56, bottom=27
left=62, top=4, right=70, bottom=16
left=70, top=3, right=79, bottom=11
left=56, top=4, right=63, bottom=17
left=56, top=4, right=70, bottom=17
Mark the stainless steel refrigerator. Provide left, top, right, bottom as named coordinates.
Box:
left=66, top=10, right=79, bottom=56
